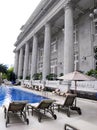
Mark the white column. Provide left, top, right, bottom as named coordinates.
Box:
left=14, top=51, right=19, bottom=77
left=64, top=2, right=74, bottom=74
left=31, top=35, right=38, bottom=79
left=23, top=43, right=29, bottom=79
left=18, top=48, right=23, bottom=78
left=43, top=23, right=51, bottom=80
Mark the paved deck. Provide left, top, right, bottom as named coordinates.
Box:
left=0, top=86, right=97, bottom=130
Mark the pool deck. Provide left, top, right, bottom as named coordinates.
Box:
left=0, top=85, right=97, bottom=130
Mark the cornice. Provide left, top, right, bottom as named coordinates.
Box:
left=15, top=0, right=69, bottom=51
left=15, top=0, right=60, bottom=46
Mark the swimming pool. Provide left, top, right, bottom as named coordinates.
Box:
left=0, top=86, right=48, bottom=106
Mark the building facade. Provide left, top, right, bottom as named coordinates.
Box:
left=14, top=0, right=97, bottom=80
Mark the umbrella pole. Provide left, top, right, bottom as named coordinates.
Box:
left=74, top=80, right=77, bottom=107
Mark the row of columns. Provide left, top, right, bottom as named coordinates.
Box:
left=14, top=2, right=74, bottom=80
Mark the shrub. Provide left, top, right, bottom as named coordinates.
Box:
left=26, top=76, right=30, bottom=80
left=19, top=76, right=23, bottom=79
left=32, top=73, right=42, bottom=80
left=46, top=73, right=57, bottom=80
left=59, top=73, right=63, bottom=76
left=86, top=69, right=97, bottom=78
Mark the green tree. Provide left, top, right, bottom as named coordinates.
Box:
left=0, top=64, right=8, bottom=84
left=7, top=67, right=16, bottom=83
left=0, top=64, right=8, bottom=74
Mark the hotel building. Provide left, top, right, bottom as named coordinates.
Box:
left=14, top=0, right=97, bottom=81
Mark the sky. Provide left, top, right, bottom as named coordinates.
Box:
left=0, top=0, right=41, bottom=68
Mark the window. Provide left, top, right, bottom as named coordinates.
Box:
left=39, top=49, right=43, bottom=60
left=50, top=59, right=57, bottom=74
left=74, top=54, right=78, bottom=61
left=95, top=22, right=97, bottom=34
left=94, top=46, right=97, bottom=69
left=51, top=43, right=57, bottom=53
left=40, top=50, right=43, bottom=57
left=38, top=63, right=43, bottom=72
left=51, top=66, right=57, bottom=74
left=73, top=25, right=79, bottom=57
left=51, top=59, right=57, bottom=66
left=73, top=25, right=78, bottom=44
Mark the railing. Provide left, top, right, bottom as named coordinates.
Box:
left=22, top=80, right=97, bottom=93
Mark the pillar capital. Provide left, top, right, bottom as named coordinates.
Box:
left=45, top=22, right=51, bottom=28
left=33, top=33, right=38, bottom=38
left=64, top=0, right=74, bottom=11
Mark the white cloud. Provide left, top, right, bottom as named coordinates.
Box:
left=0, top=0, right=41, bottom=67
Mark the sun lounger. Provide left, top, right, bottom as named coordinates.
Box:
left=3, top=79, right=12, bottom=85
left=55, top=93, right=82, bottom=117
left=64, top=124, right=79, bottom=130
left=27, top=99, right=57, bottom=122
left=14, top=80, right=21, bottom=85
left=3, top=101, right=29, bottom=127
left=52, top=88, right=70, bottom=97
left=52, top=88, right=61, bottom=95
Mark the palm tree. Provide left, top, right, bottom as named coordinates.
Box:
left=0, top=64, right=8, bottom=74
left=0, top=64, right=8, bottom=84
left=7, top=67, right=16, bottom=82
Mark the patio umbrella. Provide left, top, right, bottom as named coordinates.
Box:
left=58, top=71, right=96, bottom=81
left=58, top=71, right=96, bottom=106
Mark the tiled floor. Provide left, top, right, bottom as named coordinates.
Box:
left=0, top=86, right=97, bottom=130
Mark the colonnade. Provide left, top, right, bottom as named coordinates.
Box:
left=14, top=2, right=74, bottom=80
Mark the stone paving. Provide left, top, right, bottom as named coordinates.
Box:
left=0, top=86, right=97, bottom=130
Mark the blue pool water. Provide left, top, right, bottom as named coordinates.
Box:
left=0, top=86, right=48, bottom=106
